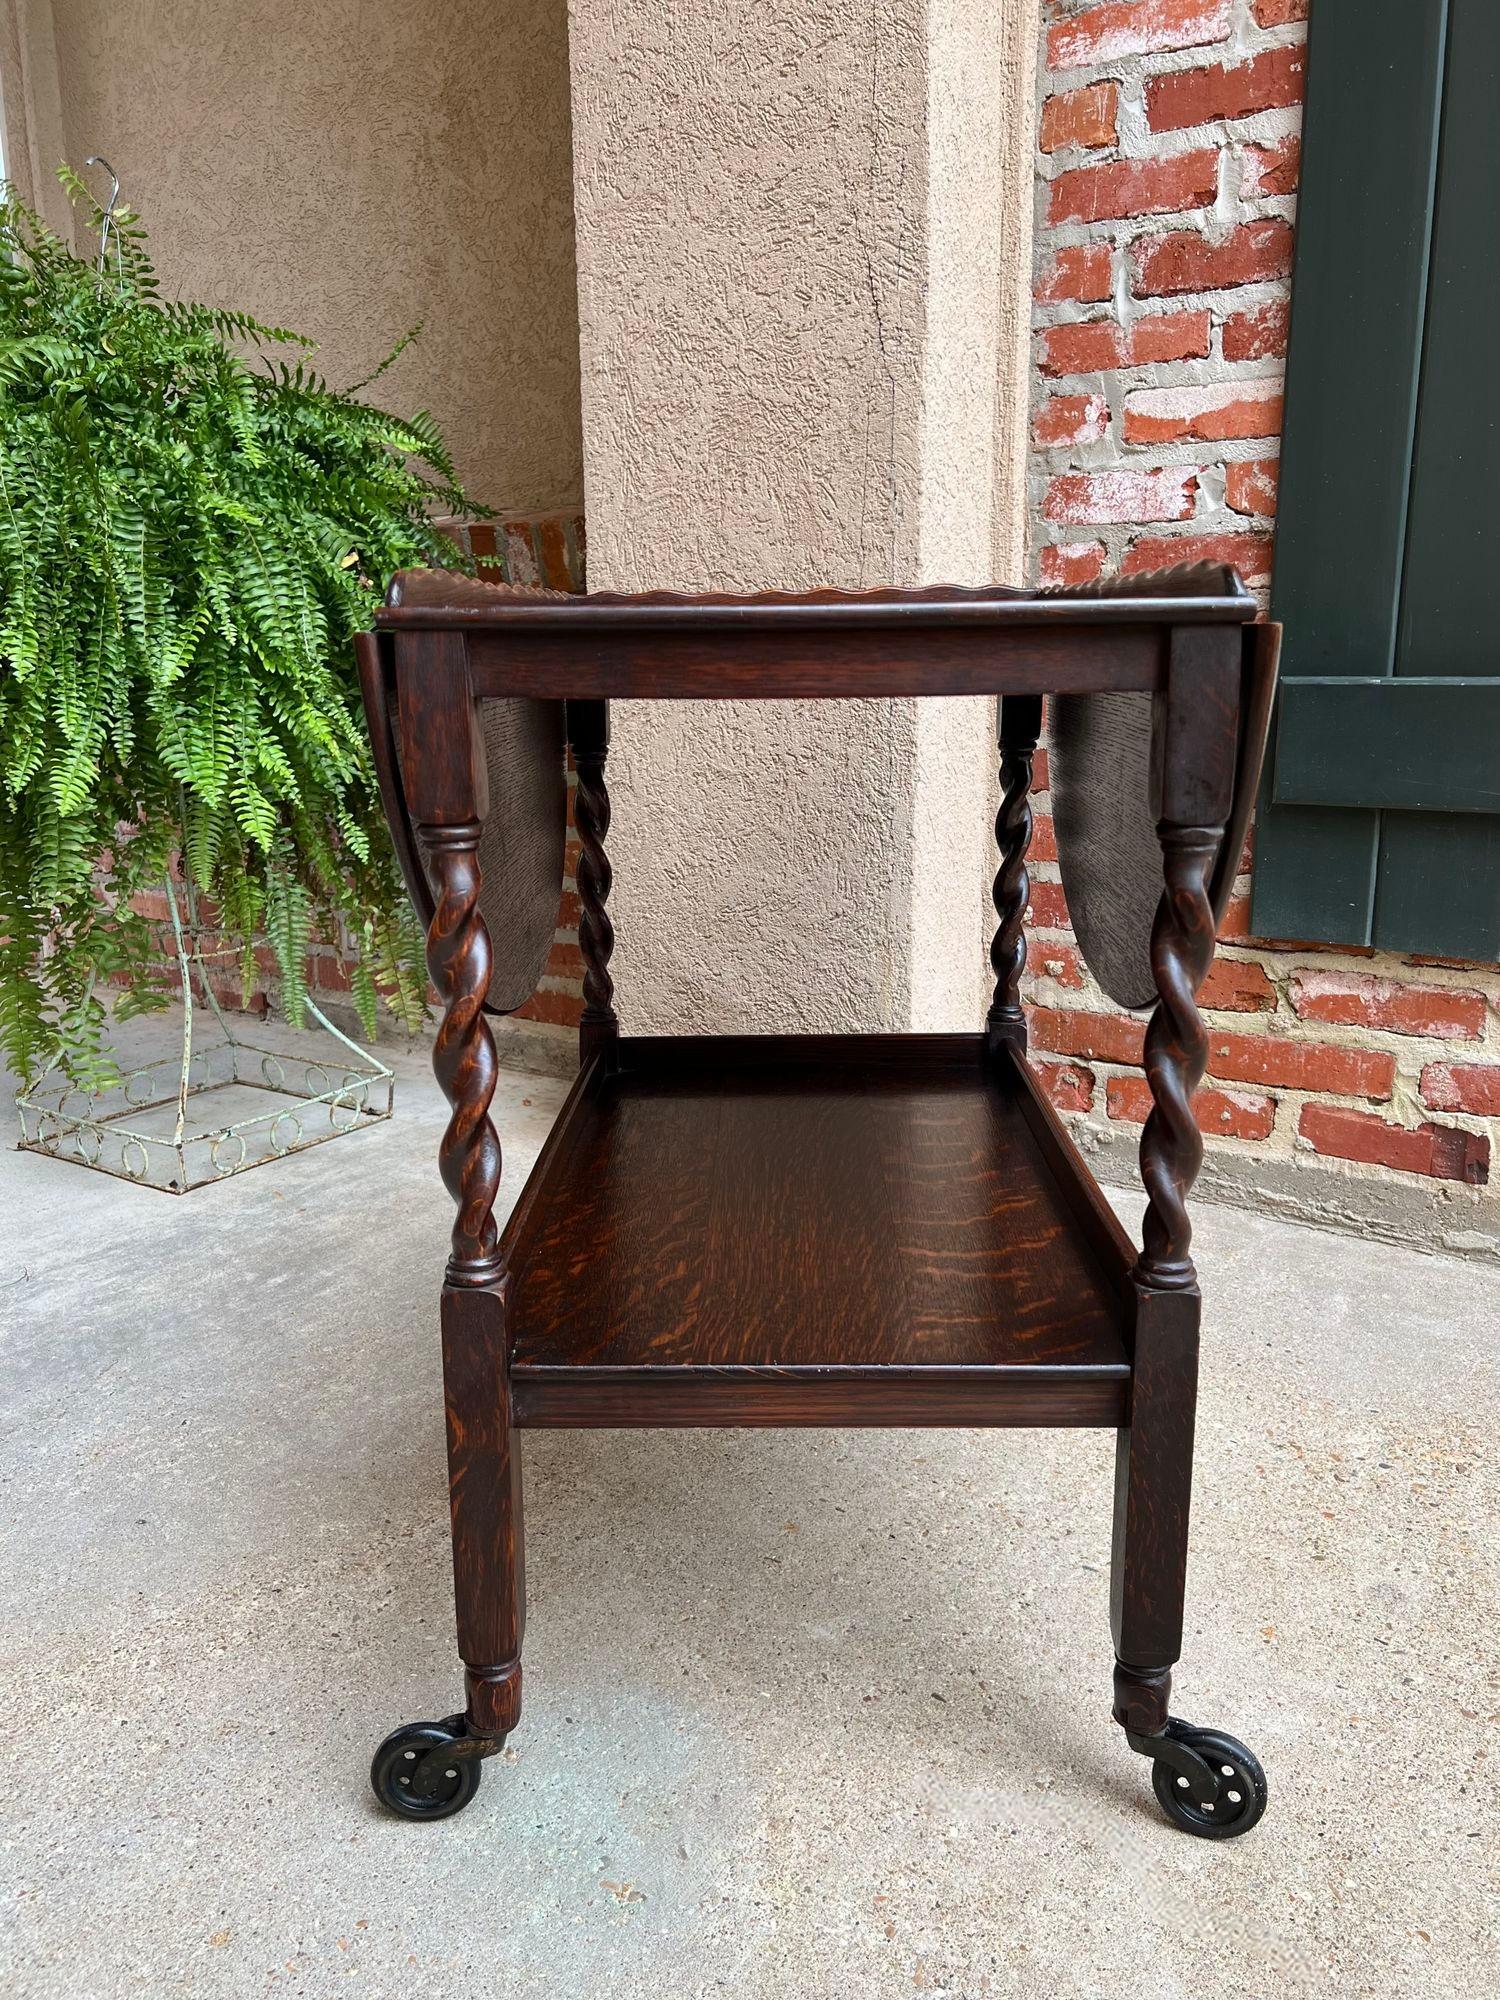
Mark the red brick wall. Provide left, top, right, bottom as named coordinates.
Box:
left=1029, top=0, right=1499, bottom=1199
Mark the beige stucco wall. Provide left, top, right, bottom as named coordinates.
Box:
left=569, top=0, right=1040, bottom=1034
left=914, top=0, right=1042, bottom=1027
left=3, top=0, right=582, bottom=512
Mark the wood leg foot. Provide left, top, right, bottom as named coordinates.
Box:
left=465, top=1658, right=523, bottom=1738
left=443, top=1284, right=526, bottom=1751
left=1113, top=1658, right=1171, bottom=1736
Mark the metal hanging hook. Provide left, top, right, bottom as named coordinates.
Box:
left=83, top=155, right=121, bottom=275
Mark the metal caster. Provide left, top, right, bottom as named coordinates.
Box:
left=1128, top=1718, right=1267, bottom=1839
left=370, top=1714, right=500, bottom=1821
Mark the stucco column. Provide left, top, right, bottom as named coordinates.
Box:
left=0, top=0, right=72, bottom=236
left=567, top=0, right=1039, bottom=1032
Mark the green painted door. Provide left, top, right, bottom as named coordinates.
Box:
left=1252, top=0, right=1500, bottom=959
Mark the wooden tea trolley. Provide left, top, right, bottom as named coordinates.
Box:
left=357, top=561, right=1278, bottom=1837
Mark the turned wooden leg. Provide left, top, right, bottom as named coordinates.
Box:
left=1135, top=823, right=1220, bottom=1294
left=1111, top=1284, right=1199, bottom=1733
left=371, top=636, right=523, bottom=1820
left=1110, top=801, right=1266, bottom=1835
left=443, top=1284, right=524, bottom=1738
left=985, top=694, right=1042, bottom=1055
left=569, top=699, right=618, bottom=1065
left=422, top=818, right=524, bottom=1738
left=425, top=823, right=506, bottom=1289
left=1111, top=819, right=1217, bottom=1713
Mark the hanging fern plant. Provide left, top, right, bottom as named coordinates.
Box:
left=0, top=170, right=476, bottom=1087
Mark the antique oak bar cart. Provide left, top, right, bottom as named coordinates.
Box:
left=356, top=560, right=1279, bottom=1837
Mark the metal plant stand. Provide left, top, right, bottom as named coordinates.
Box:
left=15, top=875, right=393, bottom=1193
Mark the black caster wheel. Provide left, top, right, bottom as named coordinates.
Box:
left=370, top=1718, right=485, bottom=1821
left=1150, top=1723, right=1267, bottom=1839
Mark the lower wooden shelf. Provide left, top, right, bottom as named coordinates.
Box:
left=501, top=1033, right=1138, bottom=1429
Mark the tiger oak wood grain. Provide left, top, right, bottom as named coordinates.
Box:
left=503, top=1039, right=1129, bottom=1382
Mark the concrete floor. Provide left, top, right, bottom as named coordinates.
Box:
left=2, top=1030, right=1496, bottom=2000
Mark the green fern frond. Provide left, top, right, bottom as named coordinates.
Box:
left=0, top=170, right=459, bottom=1080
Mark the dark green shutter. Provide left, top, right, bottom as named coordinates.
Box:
left=1252, top=0, right=1500, bottom=959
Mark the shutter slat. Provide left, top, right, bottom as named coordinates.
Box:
left=1394, top=0, right=1500, bottom=682
left=1273, top=679, right=1500, bottom=814
left=1251, top=0, right=1450, bottom=947
left=1377, top=0, right=1500, bottom=961
left=1267, top=1, right=1449, bottom=682
left=1373, top=813, right=1500, bottom=962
